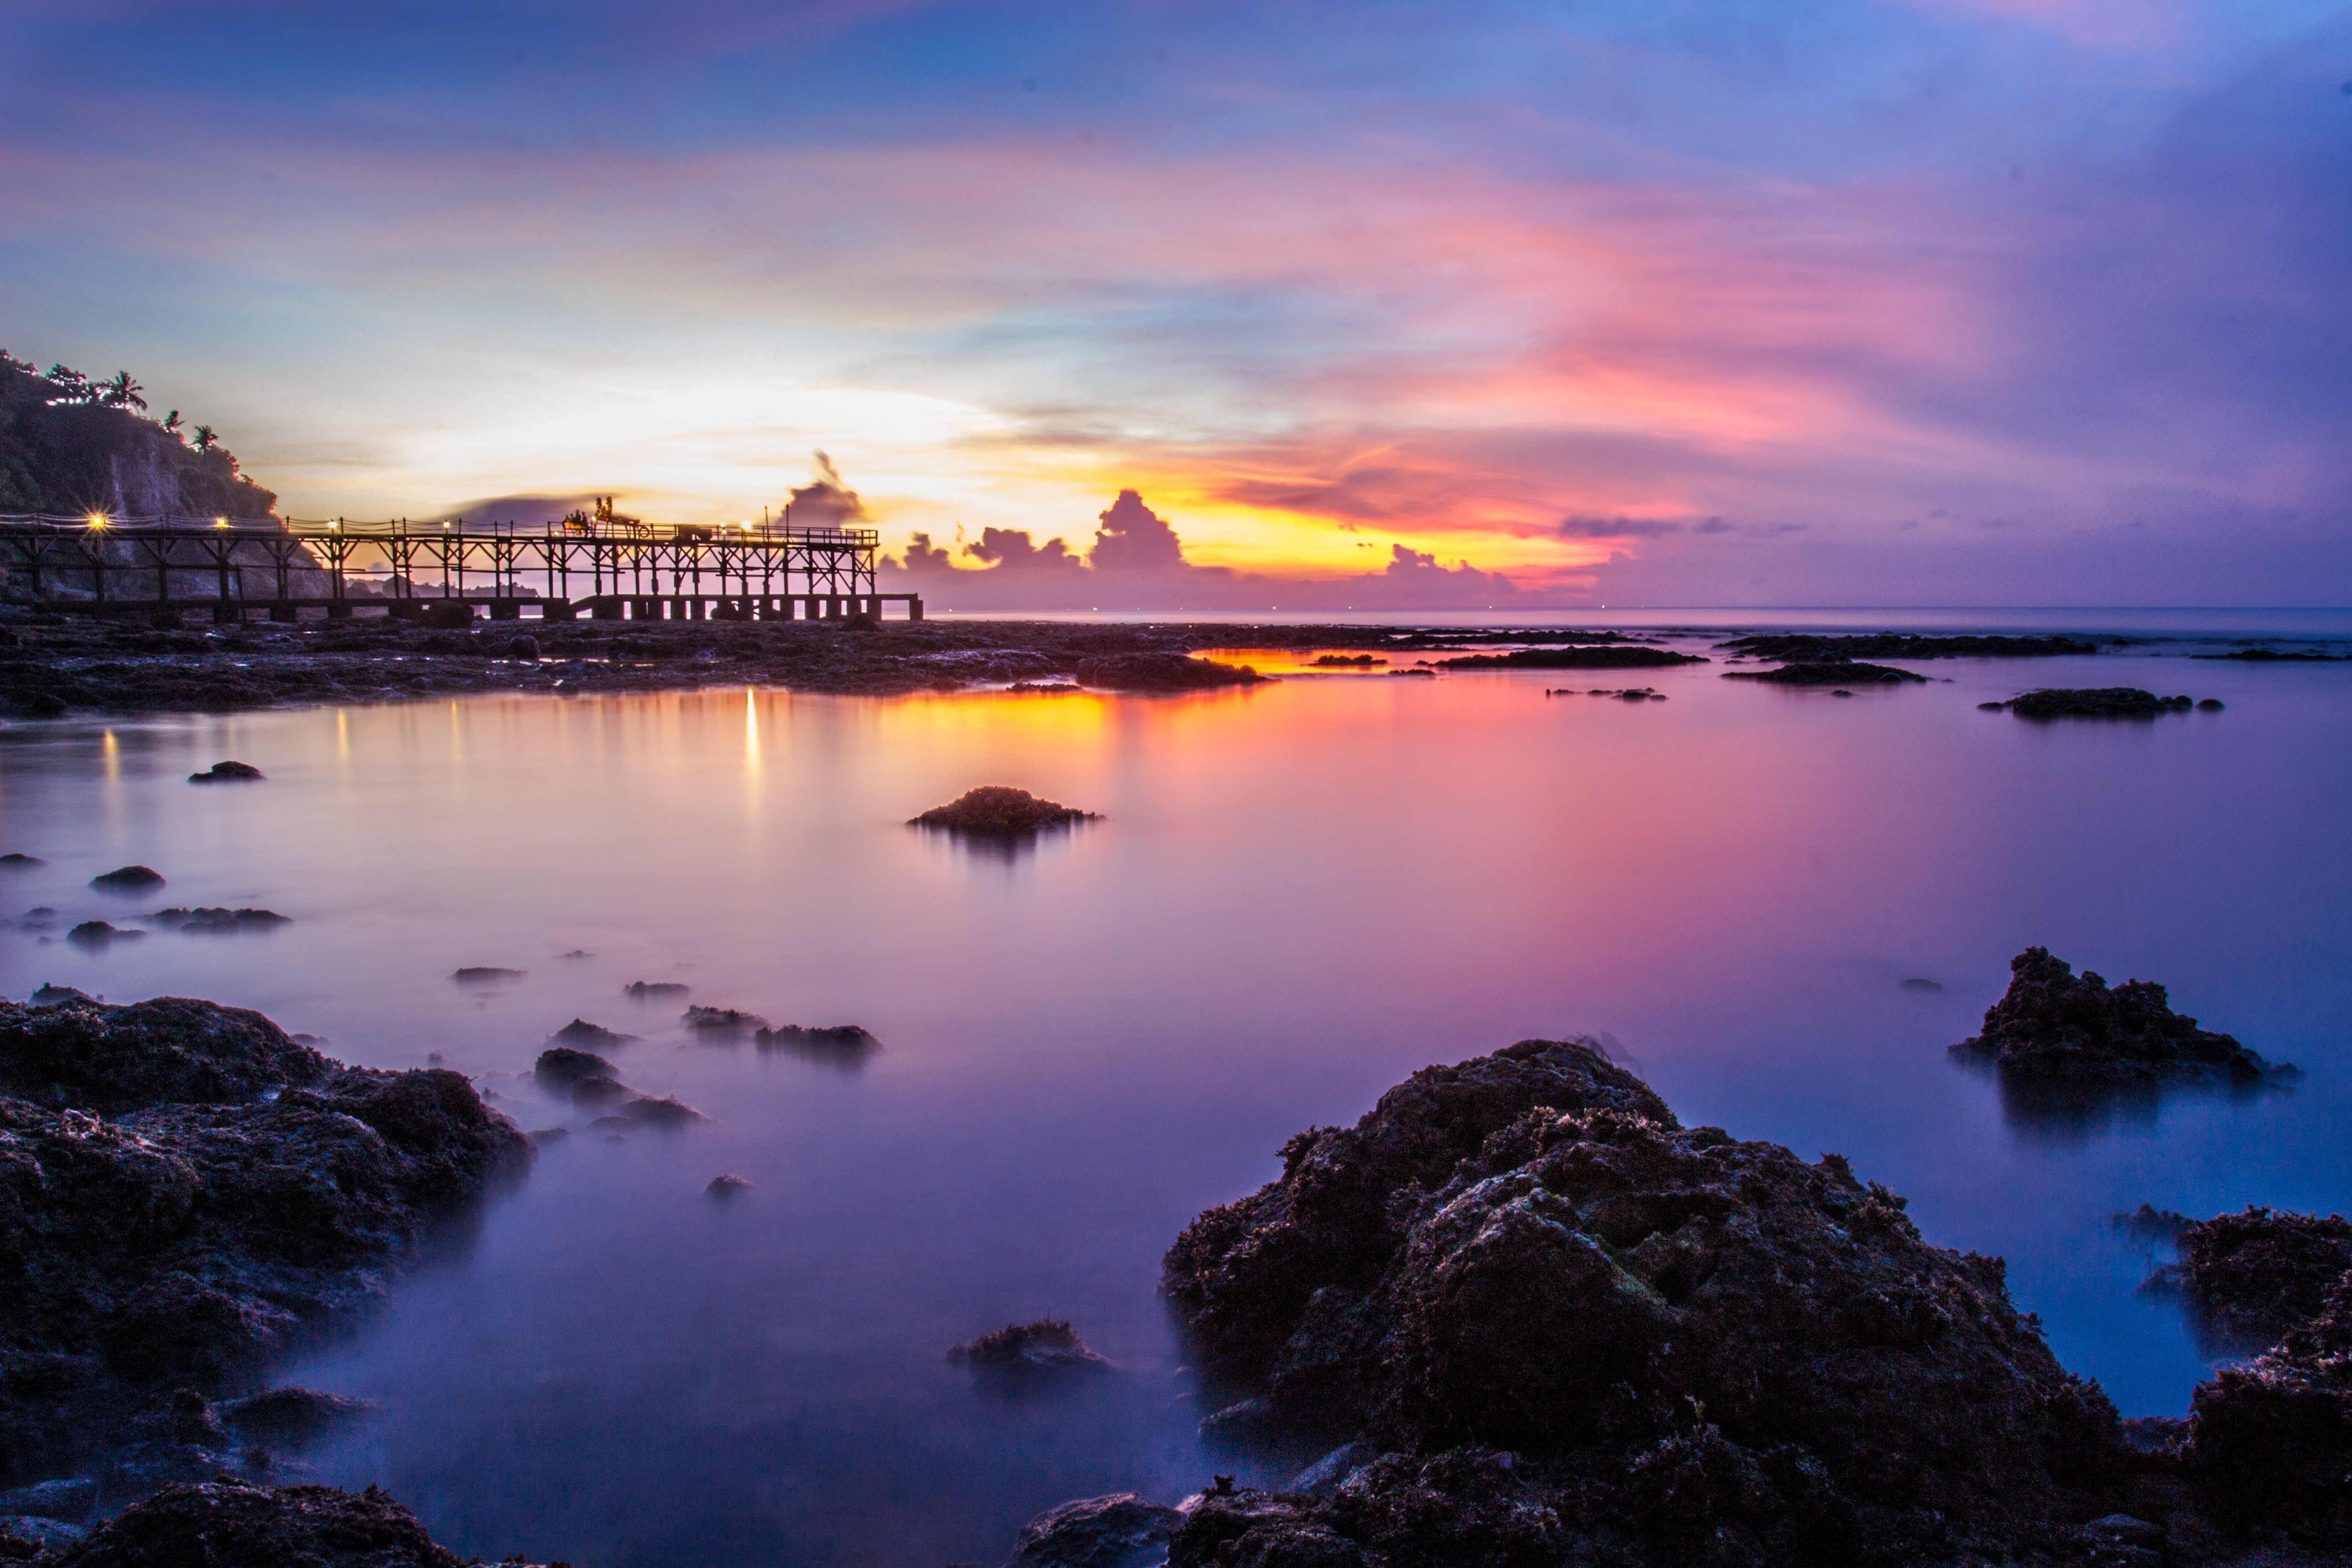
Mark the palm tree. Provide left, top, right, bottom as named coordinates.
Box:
left=44, top=365, right=92, bottom=404
left=193, top=425, right=217, bottom=451
left=162, top=411, right=182, bottom=435
left=98, top=372, right=147, bottom=412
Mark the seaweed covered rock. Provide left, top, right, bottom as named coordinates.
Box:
left=2185, top=1273, right=2352, bottom=1549
left=911, top=787, right=1099, bottom=834
left=53, top=1479, right=511, bottom=1567
left=1950, top=947, right=2288, bottom=1086
left=0, top=995, right=530, bottom=1480
left=947, top=1318, right=1111, bottom=1378
left=1162, top=1039, right=2122, bottom=1565
left=2160, top=1208, right=2352, bottom=1351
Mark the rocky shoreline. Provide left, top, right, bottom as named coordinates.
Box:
left=0, top=616, right=1693, bottom=717
left=0, top=994, right=531, bottom=1543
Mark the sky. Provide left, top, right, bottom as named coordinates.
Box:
left=4, top=0, right=2349, bottom=607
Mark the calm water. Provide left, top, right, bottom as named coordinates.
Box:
left=3, top=632, right=2349, bottom=1567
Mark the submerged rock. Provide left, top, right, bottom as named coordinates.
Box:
left=451, top=965, right=524, bottom=984
left=1949, top=946, right=2290, bottom=1086
left=0, top=996, right=529, bottom=1480
left=0, top=854, right=47, bottom=869
left=911, top=787, right=1100, bottom=834
left=532, top=1046, right=630, bottom=1104
left=1998, top=687, right=2194, bottom=717
left=1718, top=633, right=2099, bottom=661
left=187, top=760, right=265, bottom=784
left=66, top=920, right=140, bottom=946
left=2191, top=647, right=2349, bottom=662
left=706, top=1174, right=754, bottom=1197
left=548, top=1018, right=637, bottom=1049
left=683, top=1005, right=771, bottom=1036
left=623, top=980, right=690, bottom=999
left=947, top=1318, right=1112, bottom=1377
left=613, top=1093, right=706, bottom=1127
left=89, top=866, right=165, bottom=892
left=1721, top=660, right=1926, bottom=685
left=1006, top=1493, right=1180, bottom=1568
left=25, top=984, right=90, bottom=1005
left=1159, top=1037, right=2122, bottom=1566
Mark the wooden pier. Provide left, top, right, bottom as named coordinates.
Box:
left=0, top=514, right=922, bottom=622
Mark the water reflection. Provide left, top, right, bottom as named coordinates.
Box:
left=1, top=654, right=2347, bottom=1566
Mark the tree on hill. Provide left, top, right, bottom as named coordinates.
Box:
left=43, top=366, right=93, bottom=405
left=193, top=425, right=217, bottom=451
left=97, top=372, right=146, bottom=413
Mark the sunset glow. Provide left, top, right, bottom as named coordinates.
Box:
left=5, top=0, right=2347, bottom=605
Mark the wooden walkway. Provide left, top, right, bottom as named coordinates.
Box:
left=0, top=514, right=921, bottom=622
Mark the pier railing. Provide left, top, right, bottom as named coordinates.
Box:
left=0, top=513, right=918, bottom=623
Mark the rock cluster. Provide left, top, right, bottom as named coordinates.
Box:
left=1071, top=652, right=1266, bottom=692
left=29, top=1479, right=547, bottom=1567
left=911, top=787, right=1100, bottom=834
left=531, top=1046, right=705, bottom=1125
left=1158, top=1039, right=2123, bottom=1566
left=1949, top=947, right=2290, bottom=1086
left=0, top=994, right=531, bottom=1482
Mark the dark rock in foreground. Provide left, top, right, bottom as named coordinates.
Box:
left=1950, top=946, right=2290, bottom=1086
left=912, top=787, right=1100, bottom=834
left=1718, top=632, right=2101, bottom=661
left=88, top=867, right=163, bottom=892
left=2186, top=1264, right=2352, bottom=1550
left=947, top=1318, right=1111, bottom=1377
left=0, top=994, right=530, bottom=1481
left=50, top=1479, right=543, bottom=1567
left=1006, top=1493, right=1179, bottom=1568
left=218, top=1387, right=376, bottom=1450
left=1721, top=660, right=1926, bottom=685
left=1434, top=647, right=1705, bottom=671
left=1998, top=687, right=2194, bottom=717
left=1159, top=1038, right=2122, bottom=1566
left=187, top=760, right=265, bottom=783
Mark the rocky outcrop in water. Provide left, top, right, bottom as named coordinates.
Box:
left=912, top=787, right=1099, bottom=833
left=1005, top=1493, right=1180, bottom=1568
left=186, top=760, right=264, bottom=783
left=2152, top=1208, right=2352, bottom=1352
left=1950, top=947, right=2290, bottom=1086
left=1996, top=688, right=2195, bottom=717
left=947, top=1318, right=1111, bottom=1378
left=0, top=994, right=531, bottom=1484
left=1074, top=652, right=1265, bottom=692
left=1721, top=660, right=1926, bottom=685
left=1718, top=633, right=2100, bottom=661
left=1433, top=647, right=1705, bottom=671
left=1158, top=1038, right=2124, bottom=1567
left=2190, top=648, right=2348, bottom=662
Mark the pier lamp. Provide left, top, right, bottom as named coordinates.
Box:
left=214, top=518, right=228, bottom=528
left=86, top=513, right=108, bottom=528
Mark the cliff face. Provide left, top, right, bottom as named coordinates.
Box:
left=0, top=364, right=277, bottom=520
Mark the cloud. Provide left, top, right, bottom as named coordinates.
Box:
left=1559, top=515, right=1686, bottom=539
left=1087, top=489, right=1185, bottom=571
left=786, top=452, right=866, bottom=529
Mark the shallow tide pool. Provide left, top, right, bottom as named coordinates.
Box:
left=3, top=642, right=2347, bottom=1567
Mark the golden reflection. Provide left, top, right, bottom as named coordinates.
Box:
left=744, top=687, right=763, bottom=784
left=102, top=730, right=118, bottom=783
left=337, top=708, right=350, bottom=764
